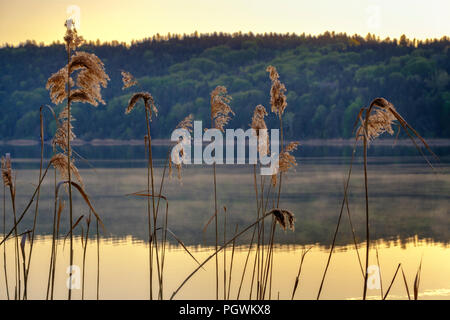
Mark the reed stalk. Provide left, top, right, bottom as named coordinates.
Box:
left=383, top=263, right=401, bottom=300
left=19, top=231, right=29, bottom=300
left=154, top=150, right=170, bottom=300
left=81, top=212, right=91, bottom=300
left=291, top=247, right=312, bottom=300
left=317, top=141, right=357, bottom=299
left=362, top=108, right=370, bottom=300
left=242, top=164, right=260, bottom=300
left=236, top=224, right=256, bottom=300
left=48, top=167, right=59, bottom=300
left=258, top=175, right=265, bottom=299
left=170, top=208, right=294, bottom=300
left=375, top=247, right=383, bottom=299
left=400, top=265, right=411, bottom=300
left=344, top=185, right=364, bottom=278
left=209, top=86, right=233, bottom=300
left=159, top=193, right=169, bottom=300
left=143, top=108, right=161, bottom=300
left=213, top=162, right=219, bottom=300
left=227, top=224, right=238, bottom=300
left=261, top=216, right=276, bottom=299
left=2, top=183, right=9, bottom=300
left=96, top=218, right=100, bottom=300
left=413, top=258, right=422, bottom=300
left=0, top=163, right=52, bottom=247
left=65, top=43, right=74, bottom=301
left=24, top=105, right=47, bottom=299
left=8, top=169, right=20, bottom=299
left=223, top=206, right=227, bottom=300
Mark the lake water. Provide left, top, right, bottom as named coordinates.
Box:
left=0, top=142, right=449, bottom=299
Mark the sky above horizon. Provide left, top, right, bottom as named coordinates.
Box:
left=0, top=0, right=449, bottom=46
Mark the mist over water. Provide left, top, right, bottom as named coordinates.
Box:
left=2, top=142, right=448, bottom=246
left=1, top=142, right=449, bottom=299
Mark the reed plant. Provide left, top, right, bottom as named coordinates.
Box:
left=81, top=212, right=92, bottom=300
left=2, top=172, right=9, bottom=300
left=0, top=37, right=442, bottom=302
left=317, top=97, right=436, bottom=300
left=171, top=208, right=295, bottom=300
left=25, top=104, right=57, bottom=300
left=209, top=86, right=234, bottom=300
left=261, top=66, right=299, bottom=299
left=46, top=19, right=109, bottom=299
left=1, top=154, right=20, bottom=299
left=124, top=87, right=161, bottom=299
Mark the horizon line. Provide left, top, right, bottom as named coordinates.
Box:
left=2, top=30, right=450, bottom=49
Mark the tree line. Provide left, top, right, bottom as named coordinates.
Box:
left=1, top=31, right=449, bottom=141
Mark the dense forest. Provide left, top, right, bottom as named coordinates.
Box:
left=1, top=31, right=449, bottom=141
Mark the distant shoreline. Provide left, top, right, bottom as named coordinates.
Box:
left=1, top=138, right=450, bottom=147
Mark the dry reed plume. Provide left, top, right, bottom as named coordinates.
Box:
left=316, top=96, right=435, bottom=300
left=269, top=208, right=295, bottom=231
left=45, top=19, right=109, bottom=300
left=125, top=92, right=158, bottom=117
left=210, top=86, right=234, bottom=132
left=271, top=141, right=299, bottom=188
left=169, top=114, right=193, bottom=181
left=63, top=19, right=84, bottom=51
left=267, top=66, right=287, bottom=116
left=209, top=85, right=234, bottom=300
left=356, top=98, right=396, bottom=141
left=279, top=142, right=300, bottom=174
left=121, top=70, right=138, bottom=89
left=251, top=105, right=269, bottom=157
left=52, top=107, right=76, bottom=154
left=50, top=154, right=83, bottom=188
left=1, top=155, right=13, bottom=188
left=47, top=52, right=109, bottom=107
left=124, top=82, right=162, bottom=299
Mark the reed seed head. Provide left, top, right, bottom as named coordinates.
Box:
left=269, top=208, right=295, bottom=231
left=64, top=19, right=84, bottom=51
left=46, top=67, right=73, bottom=105
left=69, top=52, right=110, bottom=106
left=121, top=70, right=138, bottom=90
left=357, top=98, right=397, bottom=141
left=267, top=65, right=287, bottom=116
left=251, top=104, right=268, bottom=132
left=210, top=86, right=234, bottom=132
left=170, top=114, right=193, bottom=182
left=51, top=153, right=84, bottom=188
left=176, top=114, right=194, bottom=132
left=271, top=141, right=300, bottom=186
left=1, top=154, right=13, bottom=187
left=46, top=51, right=109, bottom=106
left=125, top=92, right=158, bottom=118
left=251, top=105, right=269, bottom=157
left=52, top=108, right=76, bottom=154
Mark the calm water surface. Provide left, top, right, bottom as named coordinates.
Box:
left=0, top=143, right=448, bottom=299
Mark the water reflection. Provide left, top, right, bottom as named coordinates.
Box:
left=0, top=143, right=448, bottom=299
left=3, top=156, right=449, bottom=246
left=0, top=236, right=448, bottom=300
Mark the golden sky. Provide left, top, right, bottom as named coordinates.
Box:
left=0, top=0, right=449, bottom=45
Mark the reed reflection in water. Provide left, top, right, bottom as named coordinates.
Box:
left=0, top=236, right=448, bottom=299
left=0, top=149, right=448, bottom=299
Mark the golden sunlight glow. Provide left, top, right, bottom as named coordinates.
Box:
left=0, top=0, right=449, bottom=46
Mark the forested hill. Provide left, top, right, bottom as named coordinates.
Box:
left=1, top=32, right=450, bottom=141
